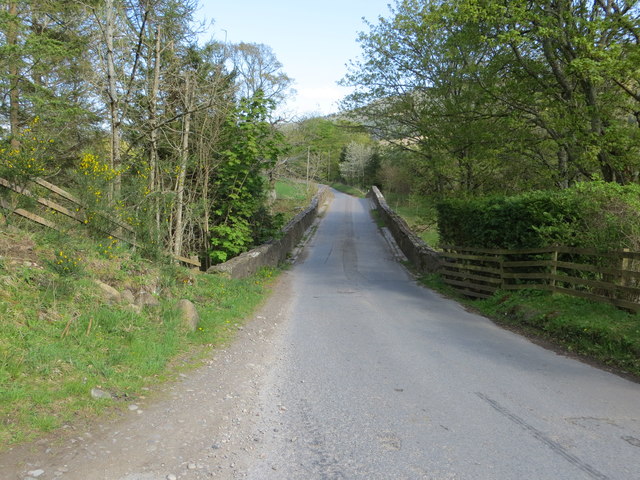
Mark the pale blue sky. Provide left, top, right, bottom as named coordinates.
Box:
left=195, top=1, right=393, bottom=117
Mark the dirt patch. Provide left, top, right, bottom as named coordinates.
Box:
left=0, top=226, right=40, bottom=267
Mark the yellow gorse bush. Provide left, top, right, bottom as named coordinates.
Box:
left=78, top=153, right=124, bottom=182
left=1, top=117, right=51, bottom=179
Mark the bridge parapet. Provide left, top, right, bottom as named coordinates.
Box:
left=208, top=185, right=331, bottom=278
left=368, top=186, right=441, bottom=273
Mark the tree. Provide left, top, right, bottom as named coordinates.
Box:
left=0, top=0, right=97, bottom=167
left=341, top=0, right=515, bottom=194
left=85, top=0, right=155, bottom=199
left=280, top=117, right=374, bottom=183
left=458, top=0, right=640, bottom=184
left=0, top=0, right=294, bottom=266
left=209, top=91, right=287, bottom=264
left=225, top=42, right=294, bottom=111
left=341, top=0, right=640, bottom=194
left=339, top=141, right=375, bottom=187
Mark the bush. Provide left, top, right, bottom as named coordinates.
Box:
left=437, top=181, right=640, bottom=250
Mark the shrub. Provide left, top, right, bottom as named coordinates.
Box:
left=437, top=181, right=640, bottom=250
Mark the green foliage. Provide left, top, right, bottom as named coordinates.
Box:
left=0, top=118, right=53, bottom=182
left=437, top=182, right=640, bottom=250
left=281, top=117, right=375, bottom=184
left=274, top=179, right=307, bottom=200
left=342, top=0, right=640, bottom=193
left=339, top=141, right=379, bottom=188
left=271, top=179, right=315, bottom=223
left=209, top=91, right=287, bottom=264
left=0, top=1, right=99, bottom=168
left=330, top=182, right=366, bottom=197
left=385, top=192, right=440, bottom=247
left=210, top=219, right=252, bottom=264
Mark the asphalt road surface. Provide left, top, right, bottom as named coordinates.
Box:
left=243, top=190, right=640, bottom=479
left=3, top=189, right=640, bottom=480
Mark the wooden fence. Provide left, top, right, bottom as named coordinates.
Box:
left=440, top=245, right=640, bottom=311
left=0, top=176, right=200, bottom=268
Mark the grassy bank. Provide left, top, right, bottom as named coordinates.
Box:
left=0, top=224, right=276, bottom=449
left=420, top=274, right=640, bottom=379
left=383, top=193, right=439, bottom=247
left=273, top=178, right=316, bottom=222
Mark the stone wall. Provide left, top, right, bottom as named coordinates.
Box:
left=368, top=186, right=441, bottom=273
left=207, top=186, right=331, bottom=279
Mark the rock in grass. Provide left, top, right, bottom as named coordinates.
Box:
left=126, top=303, right=143, bottom=314
left=177, top=299, right=199, bottom=332
left=90, top=388, right=112, bottom=400
left=121, top=289, right=135, bottom=304
left=94, top=280, right=121, bottom=303
left=135, top=291, right=160, bottom=308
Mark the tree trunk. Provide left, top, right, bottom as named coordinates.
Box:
left=105, top=0, right=122, bottom=200
left=556, top=148, right=569, bottom=189
left=7, top=1, right=20, bottom=150
left=172, top=73, right=192, bottom=257
left=148, top=25, right=162, bottom=240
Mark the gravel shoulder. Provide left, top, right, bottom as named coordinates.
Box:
left=0, top=272, right=295, bottom=480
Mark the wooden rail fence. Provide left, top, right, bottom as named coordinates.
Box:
left=0, top=176, right=200, bottom=268
left=440, top=245, right=640, bottom=311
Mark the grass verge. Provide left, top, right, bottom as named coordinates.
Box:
left=0, top=224, right=277, bottom=450
left=273, top=178, right=316, bottom=222
left=330, top=182, right=366, bottom=197
left=419, top=274, right=640, bottom=379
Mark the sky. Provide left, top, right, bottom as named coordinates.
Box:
left=195, top=0, right=394, bottom=118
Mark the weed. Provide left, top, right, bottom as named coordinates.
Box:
left=97, top=236, right=120, bottom=259
left=370, top=209, right=386, bottom=228
left=49, top=250, right=82, bottom=276
left=271, top=179, right=315, bottom=223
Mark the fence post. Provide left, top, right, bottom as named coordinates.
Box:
left=550, top=247, right=558, bottom=291
left=620, top=248, right=630, bottom=287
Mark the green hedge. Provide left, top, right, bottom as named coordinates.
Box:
left=437, top=182, right=640, bottom=250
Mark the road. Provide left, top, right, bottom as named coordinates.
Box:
left=3, top=189, right=640, bottom=480
left=242, top=190, right=640, bottom=479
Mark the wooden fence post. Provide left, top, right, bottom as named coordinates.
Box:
left=620, top=248, right=630, bottom=287
left=550, top=247, right=558, bottom=291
